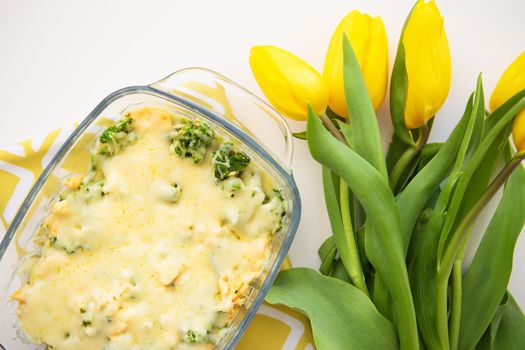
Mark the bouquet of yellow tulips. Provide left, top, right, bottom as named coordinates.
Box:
left=249, top=1, right=525, bottom=349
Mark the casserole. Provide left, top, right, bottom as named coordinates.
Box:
left=0, top=68, right=301, bottom=350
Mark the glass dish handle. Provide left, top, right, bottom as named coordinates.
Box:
left=150, top=67, right=294, bottom=173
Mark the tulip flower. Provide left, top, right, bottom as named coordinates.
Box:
left=249, top=46, right=329, bottom=121
left=403, top=0, right=451, bottom=129
left=490, top=51, right=525, bottom=152
left=323, top=10, right=388, bottom=117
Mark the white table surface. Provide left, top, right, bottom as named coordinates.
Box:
left=1, top=0, right=524, bottom=307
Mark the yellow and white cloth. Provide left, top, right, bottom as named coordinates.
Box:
left=0, top=125, right=315, bottom=350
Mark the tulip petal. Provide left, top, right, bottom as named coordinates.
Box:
left=323, top=10, right=388, bottom=117
left=250, top=46, right=328, bottom=121
left=489, top=51, right=525, bottom=152
left=490, top=51, right=525, bottom=112
left=403, top=0, right=451, bottom=129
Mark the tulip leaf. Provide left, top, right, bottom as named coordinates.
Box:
left=318, top=235, right=336, bottom=261
left=417, top=142, right=443, bottom=172
left=387, top=133, right=411, bottom=172
left=409, top=79, right=485, bottom=349
left=486, top=294, right=525, bottom=350
left=461, top=90, right=525, bottom=229
left=397, top=92, right=473, bottom=252
left=321, top=166, right=360, bottom=283
left=330, top=259, right=352, bottom=283
left=318, top=235, right=337, bottom=275
left=292, top=131, right=307, bottom=140
left=307, top=107, right=419, bottom=350
left=390, top=6, right=416, bottom=147
left=406, top=207, right=433, bottom=267
left=458, top=162, right=525, bottom=350
left=409, top=171, right=456, bottom=349
left=336, top=120, right=353, bottom=146
left=437, top=88, right=525, bottom=268
left=265, top=268, right=399, bottom=350
left=449, top=90, right=525, bottom=253
left=342, top=34, right=388, bottom=179
left=437, top=76, right=486, bottom=260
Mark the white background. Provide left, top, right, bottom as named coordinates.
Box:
left=1, top=0, right=524, bottom=306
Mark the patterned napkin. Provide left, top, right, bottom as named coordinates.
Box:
left=0, top=125, right=314, bottom=350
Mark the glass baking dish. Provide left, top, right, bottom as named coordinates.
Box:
left=0, top=68, right=301, bottom=350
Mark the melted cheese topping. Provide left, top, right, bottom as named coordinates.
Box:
left=13, top=107, right=283, bottom=350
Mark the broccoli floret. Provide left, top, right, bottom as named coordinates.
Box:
left=184, top=330, right=210, bottom=344
left=268, top=188, right=286, bottom=234
left=50, top=235, right=83, bottom=254
left=98, top=117, right=136, bottom=156
left=100, top=117, right=133, bottom=143
left=186, top=330, right=196, bottom=343
left=79, top=180, right=107, bottom=200
left=170, top=120, right=215, bottom=163
left=221, top=177, right=243, bottom=197
left=212, top=142, right=251, bottom=180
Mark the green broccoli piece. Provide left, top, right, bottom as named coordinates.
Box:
left=212, top=142, right=251, bottom=180
left=98, top=117, right=136, bottom=156
left=184, top=329, right=210, bottom=344
left=186, top=330, right=196, bottom=343
left=170, top=120, right=215, bottom=163
left=221, top=177, right=243, bottom=197
left=100, top=117, right=133, bottom=143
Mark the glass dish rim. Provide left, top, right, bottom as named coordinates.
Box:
left=0, top=84, right=301, bottom=350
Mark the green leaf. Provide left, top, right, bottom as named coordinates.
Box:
left=410, top=77, right=486, bottom=349
left=389, top=5, right=416, bottom=146
left=292, top=131, right=307, bottom=140
left=409, top=175, right=453, bottom=349
left=437, top=88, right=525, bottom=271
left=444, top=90, right=525, bottom=254
left=307, top=108, right=419, bottom=350
left=330, top=259, right=352, bottom=283
left=458, top=164, right=525, bottom=350
left=406, top=207, right=433, bottom=267
left=342, top=35, right=388, bottom=179
left=490, top=294, right=525, bottom=350
left=437, top=76, right=486, bottom=260
left=322, top=166, right=359, bottom=284
left=318, top=236, right=337, bottom=275
left=336, top=119, right=353, bottom=147
left=387, top=133, right=411, bottom=172
left=416, top=143, right=443, bottom=172
left=397, top=93, right=473, bottom=253
left=393, top=150, right=421, bottom=195
left=266, top=268, right=399, bottom=350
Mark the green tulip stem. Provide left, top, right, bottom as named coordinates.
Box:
left=320, top=113, right=346, bottom=144
left=448, top=226, right=472, bottom=350
left=318, top=111, right=368, bottom=295
left=437, top=154, right=525, bottom=347
left=440, top=155, right=524, bottom=276
left=340, top=178, right=369, bottom=296
left=449, top=231, right=470, bottom=350
left=448, top=260, right=462, bottom=350
left=389, top=125, right=429, bottom=191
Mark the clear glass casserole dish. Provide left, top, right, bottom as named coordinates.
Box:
left=0, top=68, right=301, bottom=350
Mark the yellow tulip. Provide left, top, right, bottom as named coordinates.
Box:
left=490, top=51, right=525, bottom=152
left=403, top=0, right=451, bottom=129
left=323, top=10, right=388, bottom=117
left=249, top=46, right=329, bottom=121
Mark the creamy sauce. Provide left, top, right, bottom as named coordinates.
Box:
left=13, top=107, right=284, bottom=350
